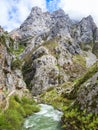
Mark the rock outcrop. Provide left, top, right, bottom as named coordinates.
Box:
left=31, top=54, right=59, bottom=95
left=0, top=27, right=27, bottom=108
left=76, top=72, right=98, bottom=113
left=72, top=15, right=98, bottom=43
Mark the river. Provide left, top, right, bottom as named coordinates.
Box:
left=22, top=104, right=64, bottom=130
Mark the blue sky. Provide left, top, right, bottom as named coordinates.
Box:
left=46, top=0, right=60, bottom=12
left=0, top=0, right=98, bottom=31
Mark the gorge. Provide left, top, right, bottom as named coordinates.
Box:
left=0, top=6, right=98, bottom=130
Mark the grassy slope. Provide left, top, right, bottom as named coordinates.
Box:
left=0, top=95, right=40, bottom=130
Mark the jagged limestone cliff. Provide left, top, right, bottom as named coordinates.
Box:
left=10, top=7, right=98, bottom=96
left=0, top=27, right=29, bottom=108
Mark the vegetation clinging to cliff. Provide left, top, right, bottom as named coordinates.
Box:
left=67, top=61, right=98, bottom=99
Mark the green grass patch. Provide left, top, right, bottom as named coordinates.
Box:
left=72, top=54, right=86, bottom=68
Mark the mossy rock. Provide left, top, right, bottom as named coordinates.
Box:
left=0, top=34, right=15, bottom=54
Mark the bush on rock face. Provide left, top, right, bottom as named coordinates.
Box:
left=11, top=58, right=23, bottom=70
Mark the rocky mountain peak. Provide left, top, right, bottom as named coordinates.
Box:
left=13, top=7, right=98, bottom=45
left=80, top=15, right=97, bottom=30
left=51, top=8, right=66, bottom=17
left=86, top=15, right=94, bottom=20
left=51, top=9, right=72, bottom=27
left=30, top=6, right=42, bottom=16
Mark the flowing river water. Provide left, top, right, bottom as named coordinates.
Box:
left=22, top=104, right=64, bottom=130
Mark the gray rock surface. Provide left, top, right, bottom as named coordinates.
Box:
left=72, top=15, right=97, bottom=43
left=76, top=72, right=98, bottom=113
left=32, top=46, right=49, bottom=60
left=85, top=51, right=97, bottom=67
left=31, top=54, right=59, bottom=95
left=0, top=29, right=27, bottom=106
left=6, top=69, right=26, bottom=91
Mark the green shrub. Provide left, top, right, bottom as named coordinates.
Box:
left=21, top=96, right=35, bottom=105
left=21, top=96, right=40, bottom=115
left=62, top=108, right=98, bottom=130
left=0, top=95, right=40, bottom=130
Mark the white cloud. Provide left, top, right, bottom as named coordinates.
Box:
left=58, top=0, right=98, bottom=24
left=0, top=0, right=46, bottom=31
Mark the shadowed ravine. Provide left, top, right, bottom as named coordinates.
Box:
left=22, top=104, right=64, bottom=130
